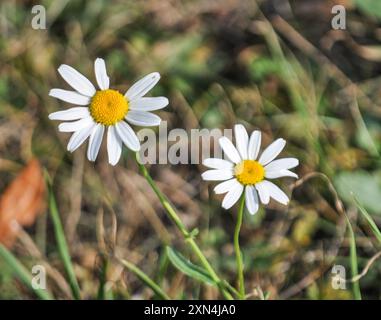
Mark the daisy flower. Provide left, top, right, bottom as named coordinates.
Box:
left=202, top=124, right=299, bottom=215
left=48, top=58, right=168, bottom=165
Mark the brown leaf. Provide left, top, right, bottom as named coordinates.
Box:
left=0, top=159, right=45, bottom=247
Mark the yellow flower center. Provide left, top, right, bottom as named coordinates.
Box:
left=89, top=89, right=129, bottom=126
left=234, top=160, right=265, bottom=185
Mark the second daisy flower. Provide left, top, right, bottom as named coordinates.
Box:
left=202, top=124, right=299, bottom=215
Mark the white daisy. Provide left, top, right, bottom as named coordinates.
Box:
left=48, top=58, right=168, bottom=165
left=202, top=124, right=299, bottom=215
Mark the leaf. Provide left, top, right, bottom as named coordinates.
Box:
left=353, top=0, right=381, bottom=20
left=0, top=159, right=45, bottom=247
left=166, top=247, right=216, bottom=285
left=353, top=197, right=381, bottom=245
left=334, top=171, right=381, bottom=215
left=345, top=216, right=361, bottom=300
left=0, top=244, right=52, bottom=300
left=45, top=173, right=81, bottom=300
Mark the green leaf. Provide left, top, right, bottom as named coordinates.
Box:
left=0, top=245, right=52, bottom=300
left=353, top=197, right=381, bottom=245
left=334, top=171, right=381, bottom=214
left=345, top=216, right=361, bottom=300
left=353, top=0, right=381, bottom=20
left=166, top=247, right=216, bottom=285
left=45, top=171, right=81, bottom=300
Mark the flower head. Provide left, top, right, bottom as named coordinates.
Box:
left=49, top=58, right=168, bottom=165
left=202, top=124, right=299, bottom=215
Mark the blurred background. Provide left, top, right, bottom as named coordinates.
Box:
left=1, top=0, right=381, bottom=299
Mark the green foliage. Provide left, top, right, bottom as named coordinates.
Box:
left=334, top=171, right=381, bottom=214
left=353, top=0, right=381, bottom=20
left=166, top=247, right=216, bottom=286
left=345, top=217, right=362, bottom=300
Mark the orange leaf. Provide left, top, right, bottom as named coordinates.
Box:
left=0, top=159, right=45, bottom=247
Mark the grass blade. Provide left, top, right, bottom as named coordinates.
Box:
left=345, top=216, right=362, bottom=300
left=0, top=244, right=53, bottom=300
left=118, top=258, right=170, bottom=300
left=45, top=172, right=81, bottom=300
left=353, top=196, right=381, bottom=245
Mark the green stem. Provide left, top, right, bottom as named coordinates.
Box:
left=45, top=173, right=81, bottom=300
left=0, top=244, right=53, bottom=300
left=118, top=258, right=170, bottom=300
left=136, top=154, right=233, bottom=300
left=346, top=216, right=362, bottom=300
left=234, top=195, right=245, bottom=299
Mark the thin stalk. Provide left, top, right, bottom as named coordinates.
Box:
left=136, top=154, right=233, bottom=300
left=118, top=258, right=170, bottom=300
left=0, top=244, right=53, bottom=300
left=346, top=216, right=362, bottom=300
left=45, top=173, right=81, bottom=300
left=97, top=255, right=108, bottom=300
left=234, top=195, right=245, bottom=299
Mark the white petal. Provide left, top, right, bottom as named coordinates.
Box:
left=245, top=185, right=259, bottom=215
left=125, top=72, right=160, bottom=101
left=107, top=126, right=123, bottom=166
left=129, top=97, right=169, bottom=111
left=219, top=137, right=241, bottom=164
left=214, top=178, right=240, bottom=194
left=49, top=107, right=90, bottom=121
left=58, top=64, right=96, bottom=97
left=49, top=89, right=90, bottom=105
left=115, top=121, right=140, bottom=151
left=265, top=169, right=298, bottom=179
left=255, top=181, right=270, bottom=205
left=248, top=130, right=261, bottom=160
left=87, top=124, right=104, bottom=162
left=94, top=58, right=110, bottom=90
left=234, top=124, right=249, bottom=159
left=222, top=183, right=244, bottom=210
left=67, top=123, right=95, bottom=152
left=259, top=138, right=286, bottom=166
left=265, top=158, right=299, bottom=172
left=262, top=180, right=289, bottom=205
left=125, top=110, right=161, bottom=127
left=203, top=158, right=233, bottom=170
left=201, top=169, right=233, bottom=181
left=58, top=117, right=94, bottom=132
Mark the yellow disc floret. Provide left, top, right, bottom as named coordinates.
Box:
left=89, top=89, right=129, bottom=126
left=234, top=160, right=265, bottom=185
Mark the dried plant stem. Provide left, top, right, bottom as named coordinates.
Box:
left=136, top=153, right=233, bottom=300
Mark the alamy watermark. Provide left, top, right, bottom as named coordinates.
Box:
left=137, top=121, right=232, bottom=165
left=31, top=5, right=46, bottom=30
left=331, top=264, right=346, bottom=290
left=331, top=5, right=346, bottom=30
left=31, top=265, right=46, bottom=290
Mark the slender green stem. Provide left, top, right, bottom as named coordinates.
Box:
left=346, top=216, right=362, bottom=300
left=118, top=258, right=170, bottom=300
left=0, top=244, right=53, bottom=300
left=97, top=254, right=108, bottom=300
left=234, top=195, right=245, bottom=299
left=136, top=154, right=233, bottom=300
left=45, top=173, right=81, bottom=300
